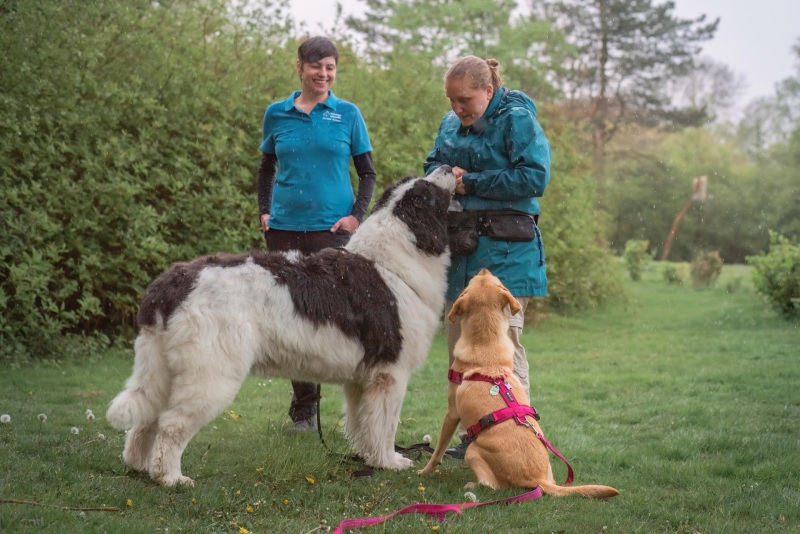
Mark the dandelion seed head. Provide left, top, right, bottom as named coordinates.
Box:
left=85, top=409, right=93, bottom=417
left=97, top=433, right=106, bottom=441
left=38, top=413, right=47, bottom=422
left=464, top=491, right=477, bottom=502
left=422, top=434, right=432, bottom=444
left=0, top=414, right=10, bottom=424
left=86, top=412, right=95, bottom=421
left=71, top=426, right=80, bottom=434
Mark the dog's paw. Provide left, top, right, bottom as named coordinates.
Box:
left=417, top=463, right=437, bottom=475
left=464, top=482, right=477, bottom=489
left=159, top=474, right=196, bottom=487
left=388, top=452, right=414, bottom=470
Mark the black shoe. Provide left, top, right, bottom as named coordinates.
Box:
left=286, top=417, right=318, bottom=433
left=444, top=438, right=471, bottom=459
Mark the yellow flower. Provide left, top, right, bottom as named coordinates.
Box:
left=418, top=484, right=425, bottom=492
left=283, top=499, right=289, bottom=505
left=305, top=475, right=316, bottom=485
left=245, top=505, right=254, bottom=513
left=191, top=498, right=197, bottom=504
left=256, top=467, right=264, bottom=473
left=228, top=410, right=241, bottom=420
left=239, top=527, right=249, bottom=534
left=431, top=527, right=440, bottom=532
left=126, top=499, right=133, bottom=508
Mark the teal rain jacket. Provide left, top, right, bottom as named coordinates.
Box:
left=424, top=87, right=551, bottom=301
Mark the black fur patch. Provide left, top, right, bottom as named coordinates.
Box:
left=137, top=253, right=248, bottom=329
left=372, top=176, right=416, bottom=212
left=391, top=180, right=451, bottom=256
left=253, top=249, right=402, bottom=367
left=137, top=249, right=402, bottom=367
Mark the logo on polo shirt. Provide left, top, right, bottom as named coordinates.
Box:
left=322, top=111, right=343, bottom=122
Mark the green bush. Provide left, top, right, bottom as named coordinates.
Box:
left=662, top=263, right=684, bottom=285
left=690, top=250, right=723, bottom=287
left=623, top=240, right=650, bottom=281
left=0, top=0, right=294, bottom=360
left=747, top=231, right=800, bottom=319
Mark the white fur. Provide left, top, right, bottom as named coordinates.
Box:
left=107, top=169, right=456, bottom=486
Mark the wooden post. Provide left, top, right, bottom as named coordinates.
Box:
left=659, top=176, right=707, bottom=261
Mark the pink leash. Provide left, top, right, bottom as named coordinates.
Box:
left=331, top=486, right=543, bottom=533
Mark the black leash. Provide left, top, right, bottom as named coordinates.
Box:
left=311, top=385, right=435, bottom=477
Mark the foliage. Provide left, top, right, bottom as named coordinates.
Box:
left=599, top=126, right=787, bottom=264
left=0, top=0, right=295, bottom=359
left=346, top=0, right=559, bottom=102
left=546, top=0, right=719, bottom=152
left=747, top=231, right=800, bottom=319
left=661, top=263, right=684, bottom=285
left=623, top=240, right=650, bottom=281
left=532, top=117, right=624, bottom=312
left=690, top=250, right=723, bottom=287
left=2, top=268, right=799, bottom=532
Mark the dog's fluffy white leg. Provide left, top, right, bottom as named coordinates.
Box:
left=107, top=330, right=171, bottom=472
left=107, top=331, right=170, bottom=431
left=349, top=371, right=412, bottom=470
left=123, top=422, right=158, bottom=472
left=147, top=344, right=248, bottom=486
left=343, top=381, right=365, bottom=456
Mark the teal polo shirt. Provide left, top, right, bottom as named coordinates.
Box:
left=260, top=90, right=373, bottom=231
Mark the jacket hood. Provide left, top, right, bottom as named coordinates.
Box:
left=462, top=87, right=538, bottom=135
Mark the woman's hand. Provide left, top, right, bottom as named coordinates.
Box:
left=331, top=215, right=359, bottom=234
left=260, top=213, right=270, bottom=232
left=453, top=166, right=467, bottom=194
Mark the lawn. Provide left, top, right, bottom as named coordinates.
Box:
left=1, top=263, right=798, bottom=533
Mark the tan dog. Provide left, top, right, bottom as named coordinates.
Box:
left=418, top=269, right=618, bottom=498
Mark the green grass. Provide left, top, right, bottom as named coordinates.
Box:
left=2, top=263, right=799, bottom=533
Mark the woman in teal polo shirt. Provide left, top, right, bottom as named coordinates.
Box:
left=424, top=55, right=551, bottom=457
left=257, top=36, right=376, bottom=432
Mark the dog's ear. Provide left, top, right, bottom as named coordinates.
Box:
left=503, top=288, right=522, bottom=316
left=447, top=289, right=469, bottom=323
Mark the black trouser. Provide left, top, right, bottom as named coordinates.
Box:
left=264, top=227, right=351, bottom=422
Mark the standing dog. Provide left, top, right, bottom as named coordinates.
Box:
left=107, top=166, right=456, bottom=486
left=418, top=269, right=618, bottom=498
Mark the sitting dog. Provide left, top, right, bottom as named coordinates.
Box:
left=106, top=166, right=456, bottom=486
left=418, top=269, right=619, bottom=498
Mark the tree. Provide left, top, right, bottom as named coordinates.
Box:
left=545, top=0, right=719, bottom=153
left=345, top=0, right=558, bottom=97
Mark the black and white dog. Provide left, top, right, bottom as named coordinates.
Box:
left=107, top=166, right=456, bottom=486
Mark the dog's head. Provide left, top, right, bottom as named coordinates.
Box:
left=448, top=268, right=521, bottom=324
left=368, top=166, right=456, bottom=256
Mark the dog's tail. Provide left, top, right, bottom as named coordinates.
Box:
left=539, top=480, right=619, bottom=499
left=106, top=330, right=170, bottom=430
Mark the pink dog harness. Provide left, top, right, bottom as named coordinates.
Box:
left=448, top=369, right=574, bottom=486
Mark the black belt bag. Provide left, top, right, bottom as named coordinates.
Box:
left=446, top=210, right=539, bottom=256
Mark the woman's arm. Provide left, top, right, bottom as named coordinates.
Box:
left=257, top=152, right=278, bottom=231
left=461, top=110, right=551, bottom=201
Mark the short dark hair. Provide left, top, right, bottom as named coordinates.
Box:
left=297, top=36, right=339, bottom=65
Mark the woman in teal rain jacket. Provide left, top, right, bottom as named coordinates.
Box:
left=424, top=55, right=551, bottom=458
